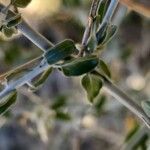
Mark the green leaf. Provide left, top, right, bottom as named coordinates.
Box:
left=51, top=95, right=67, bottom=110
left=44, top=39, right=76, bottom=65
left=11, top=0, right=32, bottom=8
left=125, top=123, right=140, bottom=142
left=7, top=14, right=22, bottom=28
left=61, top=56, right=99, bottom=76
left=55, top=111, right=71, bottom=121
left=2, top=26, right=17, bottom=37
left=30, top=67, right=53, bottom=90
left=96, top=22, right=108, bottom=45
left=98, top=0, right=110, bottom=23
left=141, top=101, right=150, bottom=117
left=82, top=74, right=103, bottom=103
left=94, top=95, right=106, bottom=114
left=0, top=91, right=17, bottom=115
left=103, top=24, right=117, bottom=44
left=97, top=59, right=111, bottom=78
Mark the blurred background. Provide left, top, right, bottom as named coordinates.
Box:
left=0, top=0, right=150, bottom=149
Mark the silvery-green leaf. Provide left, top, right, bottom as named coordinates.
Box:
left=61, top=56, right=98, bottom=76
left=82, top=74, right=103, bottom=103
left=2, top=26, right=16, bottom=37
left=7, top=14, right=22, bottom=28
left=141, top=101, right=150, bottom=117
left=103, top=25, right=117, bottom=44
left=98, top=0, right=110, bottom=23
left=0, top=90, right=17, bottom=115
left=97, top=59, right=111, bottom=78
left=96, top=22, right=108, bottom=45
left=44, top=39, right=76, bottom=65
left=11, top=0, right=32, bottom=8
left=31, top=67, right=53, bottom=90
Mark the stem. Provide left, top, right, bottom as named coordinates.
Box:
left=92, top=71, right=150, bottom=129
left=0, top=58, right=49, bottom=102
left=79, top=0, right=101, bottom=56
left=0, top=3, right=54, bottom=52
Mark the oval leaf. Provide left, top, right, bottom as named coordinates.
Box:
left=61, top=56, right=99, bottom=76
left=0, top=91, right=17, bottom=115
left=81, top=74, right=103, bottom=103
left=11, top=0, right=32, bottom=8
left=141, top=101, right=150, bottom=117
left=103, top=25, right=117, bottom=44
left=30, top=67, right=53, bottom=91
left=97, top=59, right=111, bottom=78
left=44, top=39, right=76, bottom=65
left=96, top=22, right=108, bottom=45
left=2, top=26, right=16, bottom=37
left=7, top=14, right=22, bottom=28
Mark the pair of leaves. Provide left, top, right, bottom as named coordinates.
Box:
left=0, top=90, right=17, bottom=115
left=61, top=55, right=99, bottom=76
left=11, top=0, right=32, bottom=8
left=82, top=74, right=103, bottom=103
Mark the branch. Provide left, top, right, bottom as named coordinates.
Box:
left=79, top=0, right=101, bottom=56
left=0, top=3, right=54, bottom=52
left=120, top=0, right=150, bottom=18
left=0, top=58, right=49, bottom=102
left=92, top=71, right=150, bottom=129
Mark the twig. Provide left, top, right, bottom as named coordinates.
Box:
left=79, top=0, right=101, bottom=56
left=0, top=58, right=49, bottom=102
left=0, top=3, right=54, bottom=52
left=92, top=71, right=150, bottom=129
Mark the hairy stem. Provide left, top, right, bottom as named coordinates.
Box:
left=92, top=71, right=150, bottom=129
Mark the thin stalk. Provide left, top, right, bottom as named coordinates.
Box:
left=92, top=70, right=150, bottom=129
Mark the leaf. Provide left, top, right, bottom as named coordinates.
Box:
left=98, top=0, right=110, bottom=23
left=125, top=123, right=140, bottom=142
left=81, top=74, right=103, bottom=103
left=30, top=67, right=53, bottom=90
left=51, top=95, right=67, bottom=110
left=141, top=101, right=150, bottom=117
left=44, top=39, right=76, bottom=65
left=11, top=0, right=32, bottom=8
left=94, top=95, right=106, bottom=113
left=97, top=59, right=111, bottom=78
left=96, top=22, right=108, bottom=45
left=7, top=14, right=22, bottom=28
left=103, top=24, right=117, bottom=44
left=61, top=56, right=99, bottom=76
left=0, top=91, right=17, bottom=115
left=55, top=111, right=71, bottom=121
left=2, top=26, right=16, bottom=37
